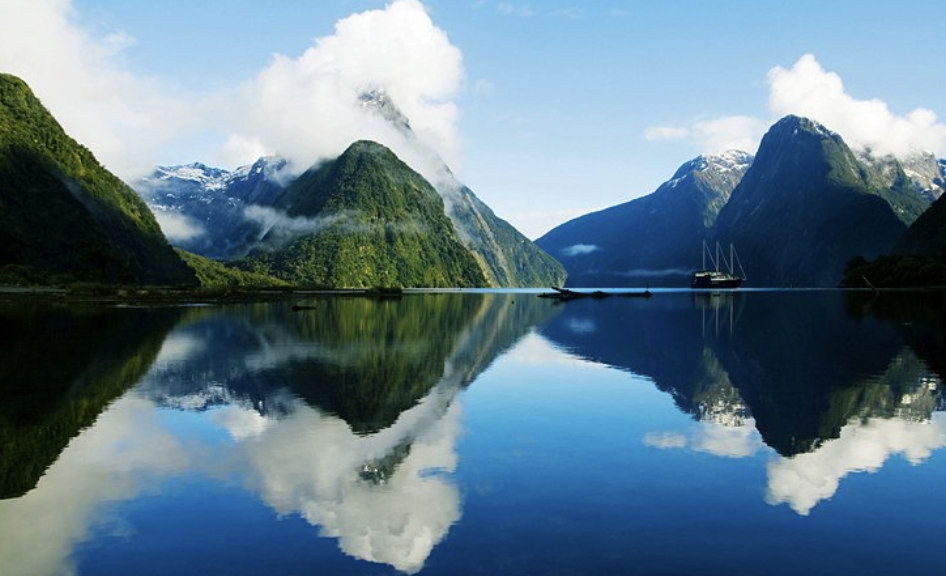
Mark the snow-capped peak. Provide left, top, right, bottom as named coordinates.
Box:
left=358, top=87, right=412, bottom=134
left=702, top=150, right=754, bottom=174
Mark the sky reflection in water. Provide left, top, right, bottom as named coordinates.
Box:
left=1, top=291, right=945, bottom=575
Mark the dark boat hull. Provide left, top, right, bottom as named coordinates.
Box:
left=691, top=272, right=743, bottom=289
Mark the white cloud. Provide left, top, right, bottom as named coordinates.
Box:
left=644, top=54, right=946, bottom=159
left=643, top=419, right=764, bottom=459
left=223, top=0, right=464, bottom=184
left=472, top=78, right=495, bottom=97
left=237, top=389, right=464, bottom=574
left=561, top=243, right=599, bottom=257
left=766, top=413, right=946, bottom=516
left=152, top=211, right=205, bottom=242
left=643, top=431, right=688, bottom=449
left=643, top=126, right=690, bottom=141
left=644, top=116, right=767, bottom=155
left=768, top=53, right=946, bottom=157
left=0, top=0, right=199, bottom=181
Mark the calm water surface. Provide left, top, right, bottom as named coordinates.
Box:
left=1, top=291, right=945, bottom=575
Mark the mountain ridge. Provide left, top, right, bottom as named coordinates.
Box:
left=536, top=149, right=753, bottom=287
left=0, top=73, right=195, bottom=285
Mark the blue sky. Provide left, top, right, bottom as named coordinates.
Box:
left=2, top=1, right=945, bottom=238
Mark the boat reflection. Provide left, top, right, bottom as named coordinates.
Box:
left=540, top=290, right=946, bottom=514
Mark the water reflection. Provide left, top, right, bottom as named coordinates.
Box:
left=541, top=290, right=946, bottom=514
left=0, top=294, right=557, bottom=575
left=0, top=303, right=183, bottom=498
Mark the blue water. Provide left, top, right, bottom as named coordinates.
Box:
left=1, top=291, right=944, bottom=575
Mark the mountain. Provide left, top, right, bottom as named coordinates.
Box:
left=444, top=183, right=566, bottom=286
left=237, top=140, right=487, bottom=288
left=356, top=88, right=565, bottom=286
left=536, top=150, right=753, bottom=287
left=895, top=191, right=946, bottom=255
left=854, top=149, right=942, bottom=222
left=0, top=73, right=195, bottom=285
left=713, top=115, right=909, bottom=287
left=136, top=157, right=287, bottom=260
left=134, top=91, right=564, bottom=288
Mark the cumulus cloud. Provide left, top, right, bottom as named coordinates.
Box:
left=0, top=0, right=199, bottom=181
left=223, top=0, right=464, bottom=184
left=644, top=54, right=946, bottom=159
left=768, top=54, right=946, bottom=157
left=766, top=413, right=946, bottom=516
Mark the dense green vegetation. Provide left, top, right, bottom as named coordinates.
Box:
left=176, top=249, right=288, bottom=288
left=0, top=73, right=195, bottom=285
left=239, top=141, right=486, bottom=288
left=841, top=252, right=946, bottom=288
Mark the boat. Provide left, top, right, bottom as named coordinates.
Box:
left=691, top=242, right=745, bottom=289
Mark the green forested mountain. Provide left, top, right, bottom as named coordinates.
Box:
left=175, top=249, right=288, bottom=288
left=239, top=140, right=487, bottom=288
left=0, top=73, right=195, bottom=285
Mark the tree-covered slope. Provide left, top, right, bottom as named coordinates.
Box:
left=239, top=141, right=486, bottom=288
left=0, top=73, right=195, bottom=285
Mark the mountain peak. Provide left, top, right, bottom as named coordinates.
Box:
left=358, top=88, right=412, bottom=134
left=768, top=114, right=841, bottom=143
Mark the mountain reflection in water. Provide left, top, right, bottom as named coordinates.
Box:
left=0, top=294, right=556, bottom=575
left=1, top=290, right=945, bottom=575
left=541, top=290, right=946, bottom=515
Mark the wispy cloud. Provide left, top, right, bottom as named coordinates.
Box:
left=496, top=3, right=535, bottom=17
left=551, top=7, right=584, bottom=19
left=644, top=116, right=768, bottom=155
left=561, top=243, right=599, bottom=257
